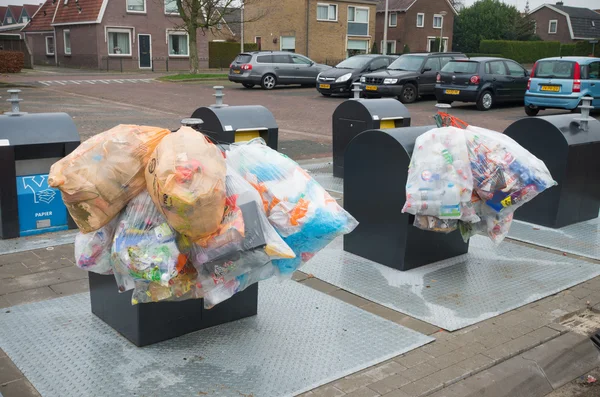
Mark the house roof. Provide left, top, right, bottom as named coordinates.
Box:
left=53, top=0, right=105, bottom=25
left=376, top=0, right=457, bottom=15
left=553, top=4, right=600, bottom=19
left=23, top=4, right=42, bottom=17
left=8, top=5, right=23, bottom=21
left=22, top=0, right=55, bottom=32
left=219, top=7, right=241, bottom=36
left=530, top=4, right=600, bottom=39
left=0, top=7, right=7, bottom=25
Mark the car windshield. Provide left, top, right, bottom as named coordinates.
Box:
left=535, top=60, right=575, bottom=78
left=336, top=56, right=371, bottom=69
left=388, top=55, right=425, bottom=71
left=441, top=61, right=479, bottom=74
left=234, top=54, right=252, bottom=64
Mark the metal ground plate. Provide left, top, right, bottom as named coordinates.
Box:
left=303, top=162, right=343, bottom=194
left=301, top=237, right=600, bottom=331
left=0, top=279, right=433, bottom=397
left=0, top=229, right=76, bottom=256
left=508, top=218, right=599, bottom=260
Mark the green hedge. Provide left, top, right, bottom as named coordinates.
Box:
left=574, top=41, right=600, bottom=57
left=466, top=53, right=503, bottom=58
left=209, top=42, right=258, bottom=68
left=560, top=44, right=576, bottom=56
left=479, top=40, right=561, bottom=63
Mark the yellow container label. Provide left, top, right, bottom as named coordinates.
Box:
left=379, top=119, right=396, bottom=130
left=234, top=130, right=261, bottom=142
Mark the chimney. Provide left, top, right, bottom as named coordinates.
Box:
left=556, top=1, right=564, bottom=5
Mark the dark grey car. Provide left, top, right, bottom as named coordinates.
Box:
left=229, top=51, right=331, bottom=90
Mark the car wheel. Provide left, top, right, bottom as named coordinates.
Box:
left=399, top=83, right=417, bottom=104
left=242, top=83, right=255, bottom=89
left=321, top=92, right=331, bottom=97
left=524, top=105, right=539, bottom=116
left=261, top=74, right=276, bottom=90
left=477, top=90, right=493, bottom=111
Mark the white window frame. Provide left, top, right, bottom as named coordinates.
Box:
left=280, top=35, right=296, bottom=52
left=433, top=14, right=443, bottom=29
left=389, top=12, right=397, bottom=27
left=166, top=29, right=189, bottom=58
left=416, top=12, right=424, bottom=28
left=63, top=29, right=71, bottom=55
left=317, top=3, right=337, bottom=22
left=22, top=16, right=28, bottom=23
left=126, top=0, right=146, bottom=14
left=548, top=19, right=557, bottom=34
left=107, top=28, right=133, bottom=56
left=346, top=38, right=370, bottom=55
left=534, top=21, right=537, bottom=34
left=381, top=40, right=396, bottom=54
left=45, top=36, right=54, bottom=55
left=427, top=36, right=448, bottom=52
left=137, top=33, right=152, bottom=69
left=7, top=16, right=12, bottom=24
left=348, top=5, right=370, bottom=37
left=164, top=0, right=179, bottom=15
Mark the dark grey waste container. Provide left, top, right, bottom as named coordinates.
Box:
left=0, top=113, right=80, bottom=239
left=191, top=105, right=278, bottom=150
left=504, top=115, right=600, bottom=228
left=332, top=98, right=410, bottom=178
left=344, top=126, right=469, bottom=271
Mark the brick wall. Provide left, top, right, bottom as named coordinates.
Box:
left=55, top=25, right=99, bottom=69
left=530, top=7, right=572, bottom=44
left=26, top=32, right=55, bottom=66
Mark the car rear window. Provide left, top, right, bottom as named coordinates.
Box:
left=234, top=54, right=252, bottom=64
left=441, top=61, right=479, bottom=74
left=534, top=60, right=575, bottom=78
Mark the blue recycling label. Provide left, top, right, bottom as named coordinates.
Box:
left=16, top=174, right=68, bottom=236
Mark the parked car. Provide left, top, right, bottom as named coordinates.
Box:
left=228, top=51, right=331, bottom=90
left=435, top=57, right=529, bottom=111
left=524, top=56, right=600, bottom=116
left=316, top=55, right=397, bottom=97
left=359, top=52, right=467, bottom=103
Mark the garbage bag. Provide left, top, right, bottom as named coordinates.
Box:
left=413, top=215, right=457, bottom=234
left=48, top=124, right=170, bottom=233
left=131, top=263, right=202, bottom=304
left=226, top=140, right=358, bottom=276
left=146, top=127, right=227, bottom=240
left=74, top=217, right=118, bottom=274
left=111, top=191, right=186, bottom=292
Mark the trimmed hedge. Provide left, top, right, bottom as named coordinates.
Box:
left=466, top=53, right=503, bottom=58
left=209, top=42, right=258, bottom=68
left=560, top=44, right=576, bottom=56
left=574, top=41, right=600, bottom=57
left=0, top=50, right=24, bottom=73
left=479, top=40, right=561, bottom=63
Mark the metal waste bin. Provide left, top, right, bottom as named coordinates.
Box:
left=504, top=115, right=600, bottom=228
left=344, top=126, right=469, bottom=271
left=191, top=106, right=278, bottom=150
left=0, top=110, right=80, bottom=239
left=332, top=98, right=411, bottom=178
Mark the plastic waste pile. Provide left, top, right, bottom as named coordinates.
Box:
left=56, top=125, right=358, bottom=308
left=402, top=125, right=556, bottom=243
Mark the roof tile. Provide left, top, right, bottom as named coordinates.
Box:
left=53, top=0, right=103, bottom=25
left=22, top=0, right=55, bottom=32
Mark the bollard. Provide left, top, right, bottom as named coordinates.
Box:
left=5, top=89, right=26, bottom=116
left=350, top=82, right=362, bottom=100
left=180, top=118, right=204, bottom=130
left=211, top=86, right=229, bottom=108
left=577, top=96, right=594, bottom=132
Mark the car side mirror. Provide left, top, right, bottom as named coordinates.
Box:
left=422, top=67, right=432, bottom=73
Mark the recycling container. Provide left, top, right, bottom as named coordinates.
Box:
left=0, top=113, right=80, bottom=239
left=191, top=106, right=278, bottom=149
left=332, top=98, right=411, bottom=178
left=504, top=115, right=600, bottom=228
left=344, top=125, right=469, bottom=271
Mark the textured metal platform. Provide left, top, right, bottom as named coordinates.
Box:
left=508, top=218, right=600, bottom=260
left=0, top=279, right=432, bottom=397
left=303, top=162, right=343, bottom=194
left=301, top=237, right=600, bottom=331
left=0, top=229, right=76, bottom=255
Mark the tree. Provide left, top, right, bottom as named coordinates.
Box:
left=448, top=0, right=465, bottom=11
left=371, top=42, right=379, bottom=54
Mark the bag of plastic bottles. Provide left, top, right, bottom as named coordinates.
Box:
left=74, top=217, right=119, bottom=274
left=145, top=127, right=227, bottom=240
left=111, top=191, right=186, bottom=292
left=48, top=124, right=170, bottom=233
left=131, top=263, right=202, bottom=304
left=226, top=140, right=358, bottom=276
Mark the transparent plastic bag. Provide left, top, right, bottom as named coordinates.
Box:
left=74, top=217, right=118, bottom=274
left=111, top=191, right=186, bottom=292
left=145, top=127, right=227, bottom=240
left=413, top=215, right=457, bottom=234
left=131, top=263, right=202, bottom=304
left=49, top=125, right=170, bottom=233
left=226, top=140, right=358, bottom=276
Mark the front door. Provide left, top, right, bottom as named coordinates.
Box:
left=138, top=34, right=151, bottom=69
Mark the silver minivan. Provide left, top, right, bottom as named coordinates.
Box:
left=229, top=51, right=331, bottom=90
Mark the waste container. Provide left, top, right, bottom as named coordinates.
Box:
left=332, top=98, right=411, bottom=178
left=191, top=106, right=278, bottom=150
left=0, top=112, right=80, bottom=239
left=343, top=125, right=469, bottom=271
left=504, top=115, right=600, bottom=228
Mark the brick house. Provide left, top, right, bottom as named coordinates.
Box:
left=374, top=0, right=457, bottom=54
left=243, top=0, right=377, bottom=64
left=22, top=0, right=234, bottom=70
left=528, top=2, right=600, bottom=44
left=0, top=4, right=40, bottom=36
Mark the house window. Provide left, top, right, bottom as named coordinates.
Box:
left=127, top=0, right=145, bottom=13
left=381, top=40, right=396, bottom=54
left=534, top=21, right=537, bottom=34
left=255, top=36, right=262, bottom=50
left=389, top=12, right=397, bottom=27
left=416, top=13, right=424, bottom=27
left=433, top=14, right=443, bottom=29
left=280, top=36, right=296, bottom=52
left=107, top=29, right=132, bottom=56
left=427, top=36, right=448, bottom=52
left=7, top=17, right=12, bottom=24
left=45, top=36, right=54, bottom=55
left=317, top=3, right=337, bottom=21
left=548, top=19, right=557, bottom=34
left=168, top=31, right=189, bottom=56
left=164, top=0, right=178, bottom=14
left=64, top=30, right=71, bottom=55
left=22, top=16, right=28, bottom=23
left=348, top=6, right=369, bottom=36
left=347, top=39, right=368, bottom=57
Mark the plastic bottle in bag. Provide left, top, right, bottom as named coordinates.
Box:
left=74, top=217, right=119, bottom=274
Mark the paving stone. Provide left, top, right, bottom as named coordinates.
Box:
left=429, top=349, right=472, bottom=370
left=0, top=263, right=31, bottom=279
left=344, top=387, right=380, bottom=397
left=396, top=317, right=441, bottom=336
left=311, top=385, right=345, bottom=397
left=380, top=390, right=411, bottom=397
left=421, top=341, right=460, bottom=358
left=0, top=267, right=87, bottom=295
left=398, top=375, right=443, bottom=397
left=526, top=326, right=561, bottom=344
left=334, top=373, right=376, bottom=393
left=49, top=279, right=89, bottom=296
left=517, top=315, right=552, bottom=332
left=584, top=291, right=600, bottom=306
left=362, top=361, right=407, bottom=381
left=521, top=332, right=600, bottom=389
left=0, top=251, right=39, bottom=267
left=0, top=356, right=23, bottom=384
left=394, top=350, right=435, bottom=368
left=0, top=378, right=41, bottom=397
left=366, top=374, right=412, bottom=395
left=298, top=392, right=315, bottom=397
left=400, top=362, right=439, bottom=382
left=475, top=356, right=553, bottom=397
left=429, top=365, right=471, bottom=387
left=484, top=334, right=538, bottom=361
left=0, top=348, right=6, bottom=358
left=3, top=287, right=58, bottom=307
left=0, top=295, right=10, bottom=309
left=472, top=329, right=513, bottom=350
left=329, top=289, right=371, bottom=308
left=292, top=271, right=309, bottom=282
left=497, top=322, right=536, bottom=340
left=545, top=322, right=570, bottom=334
left=301, top=277, right=340, bottom=294
left=362, top=303, right=410, bottom=324
left=30, top=244, right=74, bottom=260
left=456, top=353, right=495, bottom=375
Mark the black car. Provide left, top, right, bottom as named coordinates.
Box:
left=316, top=55, right=397, bottom=97
left=435, top=57, right=529, bottom=111
left=360, top=52, right=467, bottom=103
